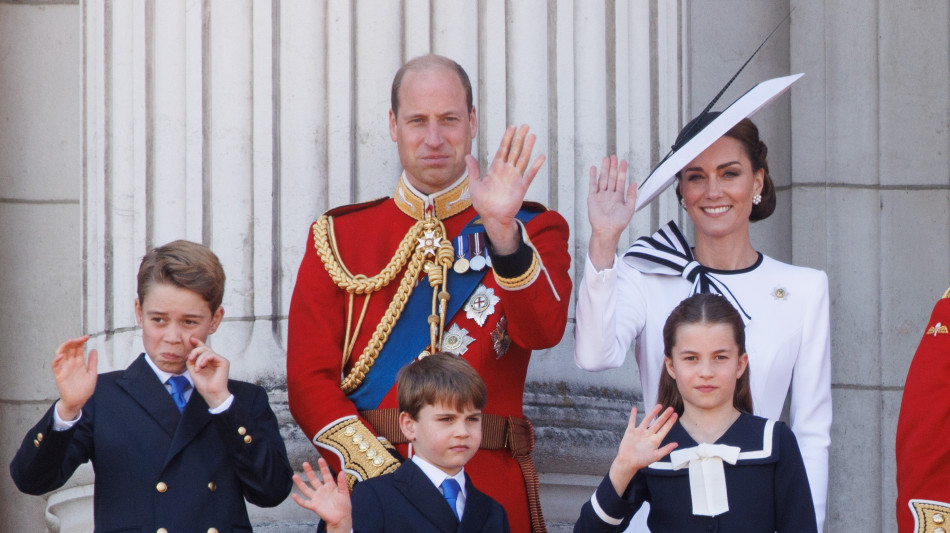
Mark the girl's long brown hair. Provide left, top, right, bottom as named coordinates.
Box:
left=656, top=293, right=753, bottom=416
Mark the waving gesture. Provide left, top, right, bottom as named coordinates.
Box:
left=607, top=404, right=679, bottom=496
left=292, top=459, right=353, bottom=533
left=587, top=155, right=638, bottom=271
left=53, top=335, right=99, bottom=421
left=466, top=124, right=546, bottom=254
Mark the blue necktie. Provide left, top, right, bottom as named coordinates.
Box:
left=167, top=376, right=191, bottom=413
left=441, top=478, right=461, bottom=521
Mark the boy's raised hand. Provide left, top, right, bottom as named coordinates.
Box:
left=292, top=459, right=353, bottom=533
left=608, top=404, right=679, bottom=496
left=186, top=338, right=231, bottom=409
left=53, top=335, right=98, bottom=421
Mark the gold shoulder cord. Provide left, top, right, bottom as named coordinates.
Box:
left=313, top=213, right=454, bottom=394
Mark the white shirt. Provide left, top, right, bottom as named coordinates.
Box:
left=411, top=455, right=468, bottom=519
left=574, top=251, right=832, bottom=530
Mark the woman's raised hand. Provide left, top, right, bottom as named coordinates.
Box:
left=587, top=155, right=637, bottom=270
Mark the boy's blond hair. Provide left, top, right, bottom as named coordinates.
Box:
left=397, top=352, right=486, bottom=419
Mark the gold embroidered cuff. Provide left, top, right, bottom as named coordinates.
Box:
left=911, top=499, right=950, bottom=533
left=494, top=251, right=540, bottom=290
left=314, top=417, right=400, bottom=488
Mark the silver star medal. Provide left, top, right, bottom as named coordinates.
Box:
left=464, top=285, right=500, bottom=327
left=417, top=230, right=441, bottom=257
left=441, top=323, right=475, bottom=355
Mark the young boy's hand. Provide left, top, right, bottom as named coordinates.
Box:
left=608, top=404, right=679, bottom=497
left=52, top=335, right=98, bottom=421
left=186, top=338, right=231, bottom=409
left=292, top=458, right=353, bottom=533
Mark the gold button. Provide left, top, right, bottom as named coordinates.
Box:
left=936, top=514, right=946, bottom=524
left=243, top=435, right=252, bottom=444
left=358, top=441, right=370, bottom=451
left=36, top=433, right=44, bottom=442
left=208, top=528, right=219, bottom=533
left=366, top=449, right=378, bottom=459
left=237, top=427, right=247, bottom=436
left=158, top=529, right=168, bottom=533
left=934, top=528, right=945, bottom=533
left=372, top=457, right=384, bottom=466
left=352, top=434, right=363, bottom=444
left=208, top=482, right=217, bottom=492
left=33, top=440, right=40, bottom=448
left=344, top=426, right=356, bottom=436
left=156, top=482, right=168, bottom=493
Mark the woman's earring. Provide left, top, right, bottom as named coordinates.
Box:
left=752, top=193, right=762, bottom=205
left=680, top=198, right=686, bottom=209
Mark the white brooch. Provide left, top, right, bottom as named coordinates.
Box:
left=464, top=285, right=500, bottom=326
left=771, top=286, right=789, bottom=301
left=441, top=323, right=475, bottom=355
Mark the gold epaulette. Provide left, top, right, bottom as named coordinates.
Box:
left=910, top=499, right=950, bottom=533
left=314, top=416, right=400, bottom=489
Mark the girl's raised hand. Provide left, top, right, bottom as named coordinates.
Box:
left=607, top=404, right=679, bottom=496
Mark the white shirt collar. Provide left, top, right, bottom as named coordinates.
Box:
left=411, top=454, right=467, bottom=499
left=143, top=353, right=193, bottom=387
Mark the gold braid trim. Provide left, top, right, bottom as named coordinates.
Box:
left=314, top=417, right=400, bottom=488
left=910, top=499, right=950, bottom=533
left=313, top=214, right=448, bottom=394
left=313, top=215, right=426, bottom=294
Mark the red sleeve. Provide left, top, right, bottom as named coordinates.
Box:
left=287, top=222, right=399, bottom=483
left=494, top=209, right=572, bottom=349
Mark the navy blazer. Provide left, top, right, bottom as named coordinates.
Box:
left=10, top=353, right=293, bottom=532
left=348, top=459, right=510, bottom=533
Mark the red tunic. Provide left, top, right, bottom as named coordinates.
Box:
left=288, top=185, right=571, bottom=533
left=896, top=293, right=950, bottom=533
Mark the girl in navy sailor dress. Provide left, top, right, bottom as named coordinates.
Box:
left=575, top=293, right=817, bottom=533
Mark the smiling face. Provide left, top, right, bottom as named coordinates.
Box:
left=135, top=283, right=224, bottom=374
left=399, top=401, right=482, bottom=476
left=389, top=66, right=477, bottom=194
left=678, top=135, right=764, bottom=242
left=665, top=322, right=748, bottom=414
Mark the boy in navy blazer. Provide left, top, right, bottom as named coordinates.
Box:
left=293, top=352, right=510, bottom=532
left=10, top=240, right=293, bottom=532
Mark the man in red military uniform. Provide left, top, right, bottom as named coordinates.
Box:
left=896, top=287, right=950, bottom=533
left=287, top=54, right=571, bottom=533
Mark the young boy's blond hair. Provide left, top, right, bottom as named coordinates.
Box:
left=396, top=352, right=486, bottom=419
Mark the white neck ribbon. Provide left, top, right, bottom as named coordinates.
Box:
left=669, top=442, right=741, bottom=517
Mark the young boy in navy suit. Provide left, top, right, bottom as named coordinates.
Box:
left=293, top=352, right=510, bottom=532
left=10, top=240, right=293, bottom=532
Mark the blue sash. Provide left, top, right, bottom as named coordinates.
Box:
left=348, top=209, right=539, bottom=410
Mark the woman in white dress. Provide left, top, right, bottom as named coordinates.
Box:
left=575, top=114, right=831, bottom=530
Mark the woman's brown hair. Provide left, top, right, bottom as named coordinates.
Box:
left=656, top=293, right=753, bottom=415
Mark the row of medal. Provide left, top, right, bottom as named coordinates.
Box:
left=453, top=233, right=492, bottom=274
